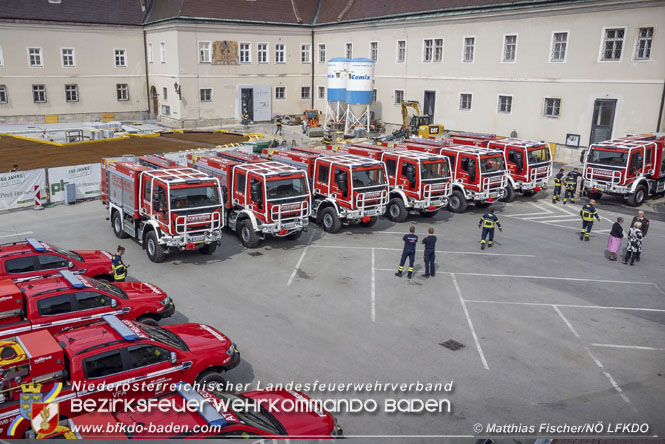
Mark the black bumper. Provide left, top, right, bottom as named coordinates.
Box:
left=222, top=346, right=240, bottom=371
left=158, top=303, right=176, bottom=319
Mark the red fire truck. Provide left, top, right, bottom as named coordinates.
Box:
left=187, top=152, right=311, bottom=248
left=273, top=147, right=389, bottom=232
left=101, top=160, right=224, bottom=262
left=581, top=134, right=665, bottom=206
left=329, top=144, right=452, bottom=221
left=401, top=141, right=507, bottom=212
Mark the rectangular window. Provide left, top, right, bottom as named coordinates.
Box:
left=503, top=35, right=517, bottom=62
left=394, top=89, right=404, bottom=105
left=84, top=351, right=123, bottom=379
left=32, top=84, right=46, bottom=103
left=460, top=93, right=472, bottom=110
left=602, top=28, right=624, bottom=60
left=61, top=48, right=75, bottom=67
left=318, top=86, right=325, bottom=99
left=345, top=42, right=353, bottom=59
left=397, top=40, right=406, bottom=63
left=635, top=27, right=653, bottom=60
left=423, top=39, right=433, bottom=62
left=370, top=41, right=378, bottom=62
left=38, top=294, right=72, bottom=316
left=200, top=88, right=212, bottom=102
left=65, top=84, right=78, bottom=102
left=301, top=43, right=311, bottom=64
left=544, top=97, right=561, bottom=118
left=551, top=32, right=568, bottom=62
left=114, top=49, right=126, bottom=67
left=0, top=85, right=7, bottom=104
left=240, top=43, right=251, bottom=63
left=372, top=89, right=377, bottom=104
left=434, top=38, right=443, bottom=62
left=28, top=47, right=43, bottom=67
left=147, top=42, right=153, bottom=63
left=162, top=87, right=168, bottom=100
left=159, top=42, right=166, bottom=63
left=301, top=86, right=311, bottom=99
left=199, top=41, right=211, bottom=63
left=236, top=173, right=246, bottom=193
left=5, top=257, right=35, bottom=273
left=498, top=95, right=512, bottom=113
left=257, top=43, right=268, bottom=63
left=318, top=43, right=326, bottom=63
left=161, top=105, right=170, bottom=116
left=275, top=43, right=285, bottom=63
left=116, top=84, right=129, bottom=101
left=463, top=37, right=475, bottom=63
left=317, top=164, right=329, bottom=184
left=275, top=86, right=286, bottom=100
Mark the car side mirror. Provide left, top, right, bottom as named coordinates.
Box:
left=170, top=351, right=177, bottom=365
left=579, top=149, right=587, bottom=164
left=110, top=298, right=117, bottom=308
left=68, top=261, right=74, bottom=269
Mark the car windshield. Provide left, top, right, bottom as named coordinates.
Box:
left=266, top=177, right=308, bottom=200
left=170, top=186, right=220, bottom=210
left=139, top=323, right=188, bottom=351
left=48, top=245, right=83, bottom=262
left=420, top=161, right=449, bottom=180
left=352, top=168, right=385, bottom=188
left=87, top=278, right=128, bottom=299
left=480, top=155, right=505, bottom=173
left=588, top=149, right=628, bottom=166
left=209, top=391, right=285, bottom=435
left=527, top=147, right=551, bottom=164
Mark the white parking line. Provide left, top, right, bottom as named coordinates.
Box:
left=451, top=272, right=490, bottom=371
left=0, top=231, right=34, bottom=239
left=308, top=245, right=535, bottom=257
left=465, top=299, right=665, bottom=312
left=371, top=248, right=376, bottom=323
left=286, top=246, right=308, bottom=286
left=590, top=343, right=665, bottom=351
left=448, top=272, right=651, bottom=285
left=553, top=305, right=580, bottom=338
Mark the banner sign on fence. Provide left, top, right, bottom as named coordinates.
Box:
left=48, top=163, right=102, bottom=203
left=0, top=169, right=45, bottom=211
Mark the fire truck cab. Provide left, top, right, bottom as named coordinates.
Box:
left=101, top=161, right=224, bottom=262
left=581, top=134, right=665, bottom=206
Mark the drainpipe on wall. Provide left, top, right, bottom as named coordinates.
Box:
left=657, top=80, right=665, bottom=133
left=143, top=29, right=151, bottom=119
left=311, top=28, right=315, bottom=109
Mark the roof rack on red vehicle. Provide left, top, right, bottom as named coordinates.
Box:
left=236, top=161, right=304, bottom=177
left=142, top=168, right=216, bottom=185
left=488, top=138, right=547, bottom=148
left=175, top=382, right=227, bottom=427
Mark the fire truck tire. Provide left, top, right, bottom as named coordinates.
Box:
left=387, top=198, right=408, bottom=222
left=286, top=230, right=303, bottom=240
left=320, top=207, right=342, bottom=233
left=199, top=243, right=217, bottom=255
left=196, top=370, right=226, bottom=391
left=501, top=184, right=515, bottom=202
left=588, top=191, right=602, bottom=200
left=238, top=220, right=260, bottom=248
left=419, top=210, right=439, bottom=218
left=112, top=212, right=129, bottom=239
left=627, top=185, right=647, bottom=207
left=447, top=190, right=468, bottom=213
left=136, top=316, right=159, bottom=327
left=359, top=216, right=378, bottom=227
left=145, top=231, right=166, bottom=263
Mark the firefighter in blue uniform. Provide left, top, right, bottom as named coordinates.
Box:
left=479, top=208, right=502, bottom=249
left=112, top=245, right=129, bottom=282
left=396, top=226, right=418, bottom=279
left=563, top=168, right=580, bottom=204
left=421, top=227, right=437, bottom=278
left=579, top=199, right=600, bottom=241
left=552, top=168, right=565, bottom=203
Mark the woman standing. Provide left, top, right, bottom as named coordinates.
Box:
left=623, top=222, right=643, bottom=266
left=607, top=217, right=624, bottom=261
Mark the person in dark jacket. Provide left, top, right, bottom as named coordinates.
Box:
left=479, top=207, right=502, bottom=249
left=623, top=222, right=643, bottom=266
left=421, top=227, right=437, bottom=278
left=552, top=168, right=564, bottom=203
left=630, top=210, right=649, bottom=238
left=112, top=245, right=129, bottom=282
left=579, top=199, right=600, bottom=241
left=607, top=217, right=624, bottom=261
left=396, top=226, right=418, bottom=279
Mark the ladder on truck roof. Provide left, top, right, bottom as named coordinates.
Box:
left=141, top=168, right=216, bottom=185
left=489, top=138, right=546, bottom=148
left=442, top=145, right=504, bottom=156
left=235, top=161, right=304, bottom=178
left=318, top=154, right=383, bottom=168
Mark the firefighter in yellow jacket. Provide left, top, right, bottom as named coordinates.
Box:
left=580, top=199, right=600, bottom=241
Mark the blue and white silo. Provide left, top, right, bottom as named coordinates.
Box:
left=345, top=57, right=375, bottom=135
left=324, top=57, right=349, bottom=131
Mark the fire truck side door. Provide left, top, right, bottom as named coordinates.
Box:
left=248, top=175, right=264, bottom=212
left=33, top=293, right=76, bottom=331
left=628, top=150, right=643, bottom=178
left=399, top=160, right=418, bottom=191
left=234, top=171, right=246, bottom=206
left=152, top=185, right=167, bottom=222
left=507, top=149, right=524, bottom=174
left=315, top=163, right=330, bottom=194
left=384, top=157, right=397, bottom=184
left=459, top=155, right=476, bottom=183
left=644, top=146, right=654, bottom=174
left=333, top=167, right=350, bottom=199
left=142, top=179, right=152, bottom=214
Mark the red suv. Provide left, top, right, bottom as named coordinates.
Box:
left=0, top=238, right=114, bottom=282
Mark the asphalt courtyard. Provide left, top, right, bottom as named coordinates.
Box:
left=0, top=191, right=663, bottom=442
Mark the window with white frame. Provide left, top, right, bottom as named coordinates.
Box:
left=275, top=86, right=286, bottom=100
left=116, top=84, right=129, bottom=101
left=257, top=43, right=268, bottom=63
left=161, top=105, right=170, bottom=116
left=503, top=35, right=517, bottom=62
left=397, top=40, right=406, bottom=63
left=301, top=43, right=311, bottom=63
left=114, top=49, right=126, bottom=67
left=28, top=48, right=43, bottom=67
left=318, top=43, right=326, bottom=63
left=32, top=84, right=46, bottom=103
left=301, top=86, right=311, bottom=99
left=635, top=27, right=654, bottom=60
left=199, top=42, right=211, bottom=63
left=394, top=89, right=404, bottom=105
left=423, top=39, right=433, bottom=62
left=372, top=89, right=377, bottom=104
left=551, top=32, right=567, bottom=62
left=240, top=43, right=251, bottom=63
left=159, top=42, right=166, bottom=63
left=162, top=87, right=168, bottom=100
left=61, top=48, right=75, bottom=67
left=318, top=86, right=325, bottom=99
left=459, top=93, right=472, bottom=110
left=602, top=28, right=624, bottom=60
left=200, top=88, right=212, bottom=102
left=275, top=43, right=285, bottom=63
left=370, top=41, right=378, bottom=62
left=434, top=39, right=443, bottom=62
left=544, top=98, right=561, bottom=118
left=498, top=95, right=512, bottom=113
left=463, top=37, right=475, bottom=62
left=147, top=43, right=153, bottom=63
left=65, top=84, right=78, bottom=102
left=0, top=85, right=7, bottom=104
left=345, top=42, right=353, bottom=59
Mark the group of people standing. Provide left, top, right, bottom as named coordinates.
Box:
left=608, top=210, right=650, bottom=265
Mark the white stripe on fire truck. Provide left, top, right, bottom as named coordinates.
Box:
left=0, top=325, right=33, bottom=336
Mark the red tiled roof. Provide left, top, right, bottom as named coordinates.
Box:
left=0, top=0, right=147, bottom=25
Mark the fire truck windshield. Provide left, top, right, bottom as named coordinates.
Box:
left=588, top=149, right=628, bottom=166
left=266, top=177, right=307, bottom=200
left=170, top=186, right=220, bottom=209
left=48, top=245, right=83, bottom=262
left=352, top=168, right=385, bottom=188
left=527, top=147, right=551, bottom=164
left=480, top=156, right=505, bottom=173
left=88, top=278, right=128, bottom=299
left=420, top=161, right=449, bottom=180
left=209, top=391, right=285, bottom=435
left=139, top=323, right=188, bottom=351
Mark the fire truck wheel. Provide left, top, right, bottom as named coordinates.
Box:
left=359, top=216, right=378, bottom=227
left=286, top=230, right=303, bottom=240
left=627, top=185, right=646, bottom=207
left=387, top=198, right=408, bottom=222
left=238, top=220, right=260, bottom=248
left=196, top=370, right=226, bottom=391
left=136, top=316, right=159, bottom=327
left=501, top=184, right=515, bottom=202
left=588, top=192, right=602, bottom=200
left=145, top=231, right=166, bottom=263
left=419, top=210, right=438, bottom=218
left=320, top=207, right=342, bottom=233
left=447, top=190, right=468, bottom=213
left=199, top=243, right=217, bottom=255
left=112, top=212, right=129, bottom=239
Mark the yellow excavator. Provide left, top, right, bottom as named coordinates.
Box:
left=401, top=100, right=444, bottom=138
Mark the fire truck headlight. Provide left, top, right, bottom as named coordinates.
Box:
left=226, top=343, right=237, bottom=356
left=161, top=296, right=172, bottom=307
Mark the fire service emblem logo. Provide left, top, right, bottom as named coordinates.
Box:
left=9, top=382, right=63, bottom=437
